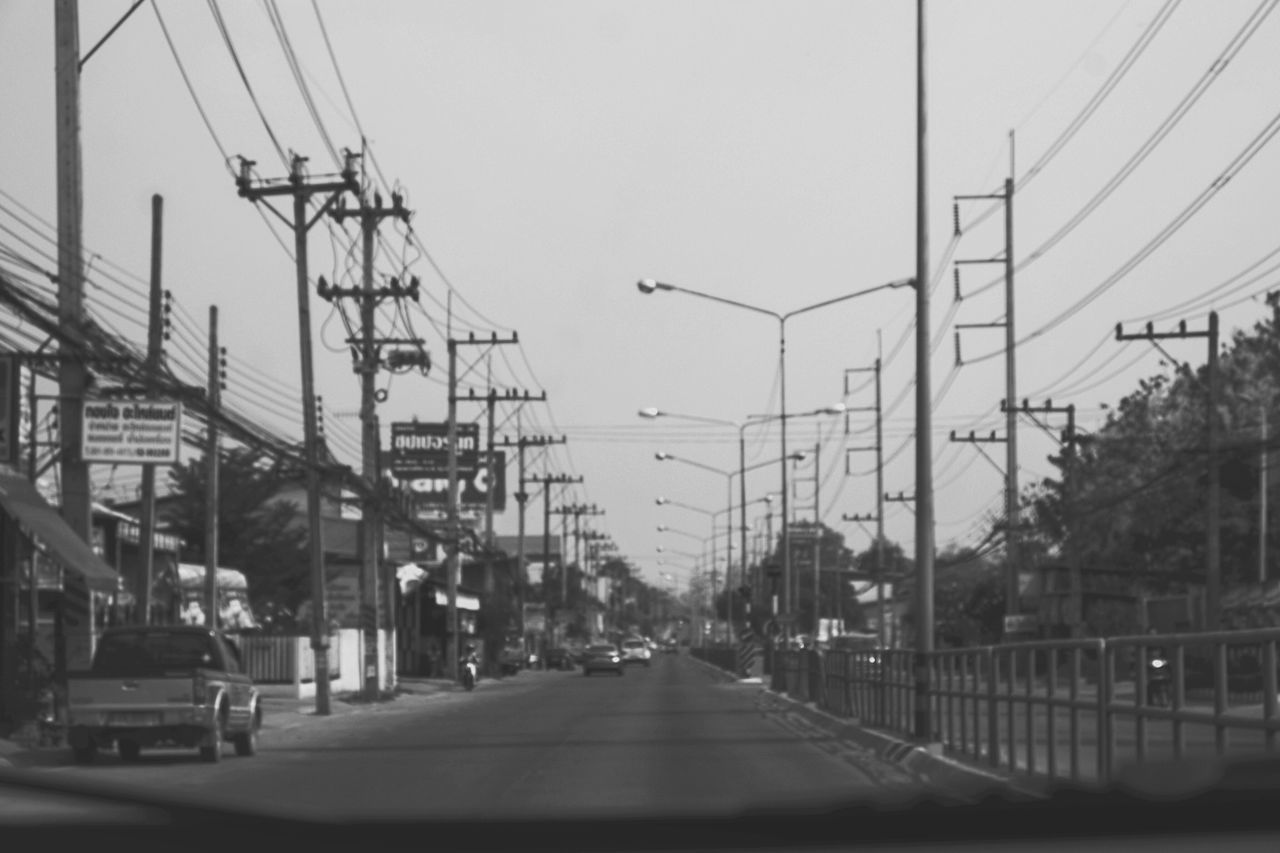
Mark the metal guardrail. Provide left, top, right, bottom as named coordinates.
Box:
left=772, top=627, right=1280, bottom=786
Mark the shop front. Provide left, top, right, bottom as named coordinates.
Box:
left=0, top=466, right=121, bottom=727
left=395, top=564, right=481, bottom=677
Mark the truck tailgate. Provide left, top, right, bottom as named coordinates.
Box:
left=68, top=674, right=197, bottom=724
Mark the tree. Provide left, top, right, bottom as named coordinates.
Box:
left=164, top=445, right=310, bottom=632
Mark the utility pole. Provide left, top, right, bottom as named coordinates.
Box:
left=55, top=0, right=98, bottom=675
left=845, top=350, right=886, bottom=647
left=1116, top=315, right=1220, bottom=628
left=235, top=149, right=359, bottom=715
left=1010, top=400, right=1078, bottom=636
left=503, top=432, right=567, bottom=652
left=138, top=194, right=164, bottom=626
left=526, top=472, right=579, bottom=648
left=445, top=333, right=520, bottom=680
left=954, top=160, right=1017, bottom=623
left=913, top=0, right=935, bottom=745
left=204, top=306, right=224, bottom=630
left=812, top=442, right=821, bottom=638
left=327, top=186, right=416, bottom=701
left=552, top=503, right=605, bottom=636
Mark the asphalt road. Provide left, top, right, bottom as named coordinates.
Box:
left=4, top=654, right=923, bottom=822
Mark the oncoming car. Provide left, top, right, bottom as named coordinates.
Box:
left=620, top=638, right=652, bottom=667
left=582, top=644, right=624, bottom=677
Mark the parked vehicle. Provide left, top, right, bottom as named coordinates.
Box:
left=544, top=648, right=574, bottom=670
left=582, top=644, right=624, bottom=677
left=65, top=625, right=261, bottom=765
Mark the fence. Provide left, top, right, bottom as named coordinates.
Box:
left=768, top=627, right=1280, bottom=786
left=237, top=632, right=342, bottom=685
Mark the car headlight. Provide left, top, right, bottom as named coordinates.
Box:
left=1151, top=659, right=1167, bottom=669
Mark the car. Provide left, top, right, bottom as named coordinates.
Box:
left=662, top=639, right=679, bottom=655
left=620, top=638, right=652, bottom=666
left=581, top=644, right=624, bottom=677
left=543, top=648, right=574, bottom=670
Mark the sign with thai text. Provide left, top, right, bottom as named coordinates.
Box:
left=81, top=399, right=181, bottom=464
left=389, top=422, right=480, bottom=476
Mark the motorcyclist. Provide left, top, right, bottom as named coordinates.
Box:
left=460, top=643, right=479, bottom=676
left=1145, top=628, right=1171, bottom=706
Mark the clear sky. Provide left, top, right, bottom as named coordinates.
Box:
left=3, top=1, right=1279, bottom=591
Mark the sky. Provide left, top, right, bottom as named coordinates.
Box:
left=3, top=0, right=1280, bottom=593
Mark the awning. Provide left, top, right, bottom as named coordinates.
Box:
left=435, top=589, right=480, bottom=612
left=0, top=469, right=120, bottom=592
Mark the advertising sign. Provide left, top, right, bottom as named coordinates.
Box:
left=0, top=355, right=17, bottom=465
left=81, top=398, right=181, bottom=464
left=389, top=421, right=480, bottom=476
left=396, top=451, right=507, bottom=511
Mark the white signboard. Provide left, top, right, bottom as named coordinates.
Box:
left=82, top=399, right=181, bottom=464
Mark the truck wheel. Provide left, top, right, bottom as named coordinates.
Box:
left=200, top=705, right=228, bottom=763
left=118, top=740, right=141, bottom=763
left=72, top=744, right=97, bottom=765
left=234, top=708, right=261, bottom=757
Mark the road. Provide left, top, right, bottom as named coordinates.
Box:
left=2, top=654, right=923, bottom=822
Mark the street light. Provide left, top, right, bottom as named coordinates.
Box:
left=640, top=405, right=844, bottom=638
left=635, top=274, right=911, bottom=629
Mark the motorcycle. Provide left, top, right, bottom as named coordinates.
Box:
left=1146, top=651, right=1172, bottom=707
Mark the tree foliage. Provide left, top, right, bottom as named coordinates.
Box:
left=1022, top=309, right=1280, bottom=629
left=164, top=446, right=310, bottom=632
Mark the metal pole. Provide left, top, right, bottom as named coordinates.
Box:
left=204, top=306, right=219, bottom=631
left=446, top=340, right=459, bottom=681
left=1207, top=311, right=1220, bottom=628
left=875, top=353, right=887, bottom=648
left=1004, top=173, right=1019, bottom=621
left=779, top=319, right=790, bottom=642
left=139, top=193, right=163, bottom=626
left=1261, top=403, right=1268, bottom=584
left=813, top=441, right=821, bottom=638
left=913, top=0, right=936, bottom=742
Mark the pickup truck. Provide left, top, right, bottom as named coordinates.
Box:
left=65, top=625, right=262, bottom=765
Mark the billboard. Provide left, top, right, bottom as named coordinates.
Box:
left=389, top=421, right=480, bottom=476
left=393, top=450, right=507, bottom=512
left=81, top=399, right=181, bottom=464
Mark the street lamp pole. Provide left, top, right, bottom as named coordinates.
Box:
left=636, top=277, right=912, bottom=643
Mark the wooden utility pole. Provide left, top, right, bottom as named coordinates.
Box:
left=328, top=187, right=415, bottom=701
left=138, top=194, right=164, bottom=625
left=235, top=150, right=359, bottom=715
left=204, top=306, right=221, bottom=629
